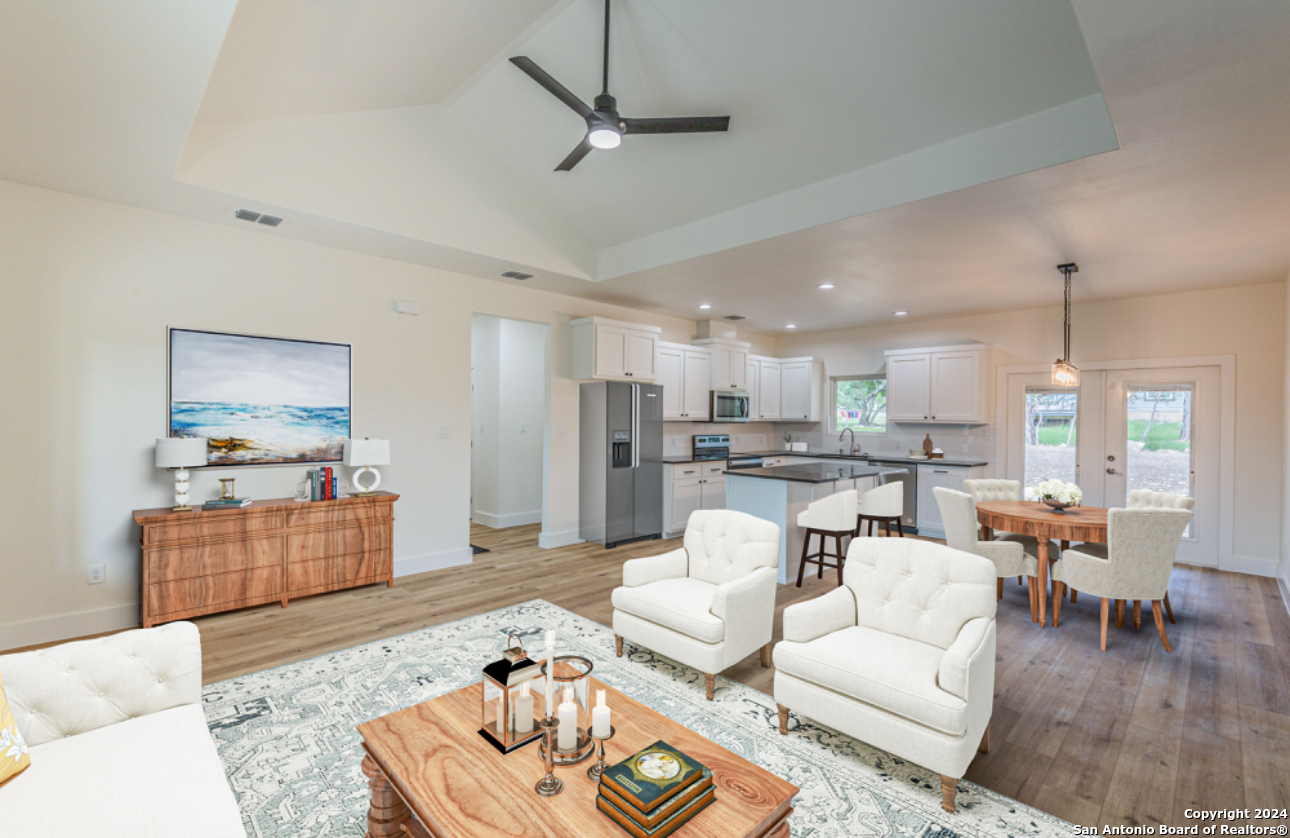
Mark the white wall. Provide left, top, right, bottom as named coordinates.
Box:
left=0, top=179, right=774, bottom=648
left=1282, top=273, right=1290, bottom=602
left=778, top=283, right=1287, bottom=567
left=471, top=315, right=547, bottom=528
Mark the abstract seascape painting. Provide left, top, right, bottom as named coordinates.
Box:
left=169, top=329, right=350, bottom=466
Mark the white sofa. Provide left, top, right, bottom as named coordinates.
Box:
left=0, top=622, right=246, bottom=838
left=613, top=509, right=780, bottom=700
left=773, top=537, right=996, bottom=812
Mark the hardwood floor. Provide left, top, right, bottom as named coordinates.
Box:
left=21, top=522, right=1290, bottom=827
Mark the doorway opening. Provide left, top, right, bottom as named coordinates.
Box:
left=470, top=315, right=551, bottom=548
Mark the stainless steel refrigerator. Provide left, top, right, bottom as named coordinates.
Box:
left=579, top=381, right=664, bottom=548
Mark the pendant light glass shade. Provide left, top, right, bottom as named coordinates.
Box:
left=1051, top=263, right=1079, bottom=387
left=1051, top=359, right=1080, bottom=387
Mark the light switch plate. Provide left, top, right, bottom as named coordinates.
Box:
left=438, top=425, right=450, bottom=439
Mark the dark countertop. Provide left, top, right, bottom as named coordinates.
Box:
left=724, top=463, right=902, bottom=484
left=660, top=451, right=988, bottom=467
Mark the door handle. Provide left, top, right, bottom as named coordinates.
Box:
left=1106, top=468, right=1120, bottom=475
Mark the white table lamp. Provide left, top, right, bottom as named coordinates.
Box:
left=155, top=437, right=208, bottom=511
left=343, top=438, right=390, bottom=496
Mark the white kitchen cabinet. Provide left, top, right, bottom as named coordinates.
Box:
left=914, top=463, right=986, bottom=536
left=746, top=358, right=760, bottom=418
left=779, top=359, right=818, bottom=420
left=700, top=476, right=726, bottom=510
left=693, top=339, right=750, bottom=390
left=668, top=477, right=703, bottom=535
left=664, top=463, right=727, bottom=535
left=885, top=345, right=990, bottom=424
left=655, top=342, right=711, bottom=420
left=753, top=358, right=781, bottom=420
left=570, top=316, right=661, bottom=381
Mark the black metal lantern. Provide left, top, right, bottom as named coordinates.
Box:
left=479, top=633, right=544, bottom=754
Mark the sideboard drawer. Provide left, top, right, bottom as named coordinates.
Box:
left=286, top=525, right=388, bottom=564
left=288, top=551, right=388, bottom=594
left=147, top=536, right=283, bottom=582
left=145, top=513, right=282, bottom=545
left=146, top=566, right=282, bottom=616
left=283, top=502, right=391, bottom=531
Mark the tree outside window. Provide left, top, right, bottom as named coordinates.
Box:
left=834, top=376, right=886, bottom=433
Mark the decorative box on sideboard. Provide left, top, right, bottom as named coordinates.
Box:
left=133, top=491, right=398, bottom=628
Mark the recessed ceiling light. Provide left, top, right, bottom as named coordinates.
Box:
left=893, top=311, right=908, bottom=316
left=786, top=324, right=797, bottom=329
left=818, top=283, right=835, bottom=290
left=699, top=304, right=711, bottom=310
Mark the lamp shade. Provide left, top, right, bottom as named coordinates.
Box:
left=343, top=438, right=390, bottom=467
left=156, top=437, right=208, bottom=469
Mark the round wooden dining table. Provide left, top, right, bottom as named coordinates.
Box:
left=975, top=501, right=1108, bottom=628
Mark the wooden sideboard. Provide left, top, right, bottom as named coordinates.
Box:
left=133, top=491, right=398, bottom=628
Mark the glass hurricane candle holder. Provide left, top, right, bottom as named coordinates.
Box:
left=537, top=655, right=595, bottom=765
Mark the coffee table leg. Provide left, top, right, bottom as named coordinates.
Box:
left=765, top=807, right=794, bottom=837
left=362, top=754, right=413, bottom=838
left=1038, top=531, right=1049, bottom=628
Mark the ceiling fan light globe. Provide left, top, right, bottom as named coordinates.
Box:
left=587, top=125, right=622, bottom=149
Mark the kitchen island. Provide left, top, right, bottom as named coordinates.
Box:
left=726, top=463, right=902, bottom=584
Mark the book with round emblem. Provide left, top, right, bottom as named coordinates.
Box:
left=596, top=741, right=715, bottom=837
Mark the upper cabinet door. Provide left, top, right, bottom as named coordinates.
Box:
left=780, top=361, right=811, bottom=419
left=594, top=324, right=630, bottom=379
left=886, top=354, right=932, bottom=421
left=746, top=359, right=760, bottom=418
left=656, top=345, right=685, bottom=419
left=758, top=361, right=782, bottom=420
left=713, top=345, right=736, bottom=388
left=625, top=330, right=658, bottom=379
left=728, top=347, right=749, bottom=389
left=682, top=350, right=711, bottom=419
left=929, top=351, right=980, bottom=422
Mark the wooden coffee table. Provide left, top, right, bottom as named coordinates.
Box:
left=357, top=678, right=798, bottom=838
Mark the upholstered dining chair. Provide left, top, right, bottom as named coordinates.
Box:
left=855, top=480, right=904, bottom=537
left=795, top=489, right=857, bottom=587
left=612, top=509, right=780, bottom=700
left=1050, top=507, right=1193, bottom=651
left=773, top=537, right=997, bottom=813
left=935, top=487, right=1045, bottom=619
left=962, top=478, right=1039, bottom=591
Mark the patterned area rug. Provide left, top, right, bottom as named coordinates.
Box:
left=203, top=600, right=1070, bottom=838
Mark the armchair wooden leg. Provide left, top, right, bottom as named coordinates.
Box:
left=1133, top=600, right=1142, bottom=630
left=1152, top=601, right=1172, bottom=652
left=1163, top=591, right=1175, bottom=623
left=1052, top=581, right=1063, bottom=627
left=704, top=673, right=716, bottom=701
left=1100, top=598, right=1110, bottom=650
left=760, top=643, right=772, bottom=668
left=615, top=634, right=623, bottom=657
left=979, top=724, right=990, bottom=753
left=1115, top=599, right=1125, bottom=629
left=997, top=577, right=1004, bottom=600
left=941, top=775, right=958, bottom=813
left=776, top=704, right=789, bottom=735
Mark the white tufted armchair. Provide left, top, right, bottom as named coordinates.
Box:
left=0, top=622, right=246, bottom=837
left=613, top=509, right=780, bottom=700
left=774, top=538, right=996, bottom=813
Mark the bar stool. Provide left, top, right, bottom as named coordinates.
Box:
left=855, top=480, right=904, bottom=537
left=795, top=489, right=857, bottom=587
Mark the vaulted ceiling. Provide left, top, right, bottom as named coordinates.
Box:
left=2, top=0, right=1288, bottom=333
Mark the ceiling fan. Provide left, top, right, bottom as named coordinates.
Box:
left=509, top=0, right=731, bottom=172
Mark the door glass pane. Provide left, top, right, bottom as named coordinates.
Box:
left=1126, top=386, right=1193, bottom=534
left=1024, top=389, right=1078, bottom=497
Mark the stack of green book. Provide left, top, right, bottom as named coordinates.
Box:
left=596, top=741, right=715, bottom=838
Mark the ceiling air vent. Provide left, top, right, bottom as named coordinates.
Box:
left=723, top=315, right=746, bottom=321
left=500, top=271, right=533, bottom=280
left=233, top=209, right=261, bottom=222
left=233, top=209, right=285, bottom=227
left=257, top=215, right=283, bottom=227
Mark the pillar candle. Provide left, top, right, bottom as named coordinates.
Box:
left=557, top=687, right=578, bottom=750
left=514, top=683, right=534, bottom=734
left=592, top=689, right=611, bottom=737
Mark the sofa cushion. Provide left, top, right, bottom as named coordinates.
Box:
left=774, top=625, right=968, bottom=735
left=612, top=578, right=724, bottom=643
left=0, top=703, right=245, bottom=837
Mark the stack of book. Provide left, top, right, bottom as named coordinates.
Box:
left=597, top=741, right=715, bottom=838
left=304, top=466, right=338, bottom=501
left=202, top=497, right=252, bottom=510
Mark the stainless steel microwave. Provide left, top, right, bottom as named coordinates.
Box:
left=710, top=389, right=751, bottom=422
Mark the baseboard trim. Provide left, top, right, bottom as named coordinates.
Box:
left=0, top=603, right=140, bottom=653
left=1224, top=554, right=1279, bottom=578
left=539, top=529, right=583, bottom=549
left=1278, top=566, right=1290, bottom=618
left=471, top=510, right=543, bottom=529
left=394, top=547, right=474, bottom=577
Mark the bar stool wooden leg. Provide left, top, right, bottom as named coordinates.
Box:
left=795, top=530, right=811, bottom=587
left=896, top=519, right=905, bottom=537
left=835, top=533, right=846, bottom=586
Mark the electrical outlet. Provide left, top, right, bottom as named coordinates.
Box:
left=88, top=564, right=106, bottom=585
left=982, top=427, right=994, bottom=441
left=438, top=425, right=450, bottom=439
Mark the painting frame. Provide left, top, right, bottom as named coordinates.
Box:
left=167, top=327, right=352, bottom=468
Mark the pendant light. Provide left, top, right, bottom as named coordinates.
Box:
left=1051, top=263, right=1080, bottom=386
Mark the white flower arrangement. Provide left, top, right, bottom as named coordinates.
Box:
left=1034, top=479, right=1082, bottom=506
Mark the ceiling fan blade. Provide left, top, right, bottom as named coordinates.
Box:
left=623, top=116, right=730, bottom=135
left=555, top=138, right=595, bottom=172
left=509, top=57, right=594, bottom=120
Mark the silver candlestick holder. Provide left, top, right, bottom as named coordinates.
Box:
left=586, top=726, right=616, bottom=780
left=534, top=716, right=564, bottom=797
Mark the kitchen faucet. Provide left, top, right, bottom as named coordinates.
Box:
left=839, top=427, right=861, bottom=456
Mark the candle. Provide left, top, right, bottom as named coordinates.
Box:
left=557, top=686, right=578, bottom=751
left=592, top=689, right=611, bottom=738
left=514, top=683, right=534, bottom=734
